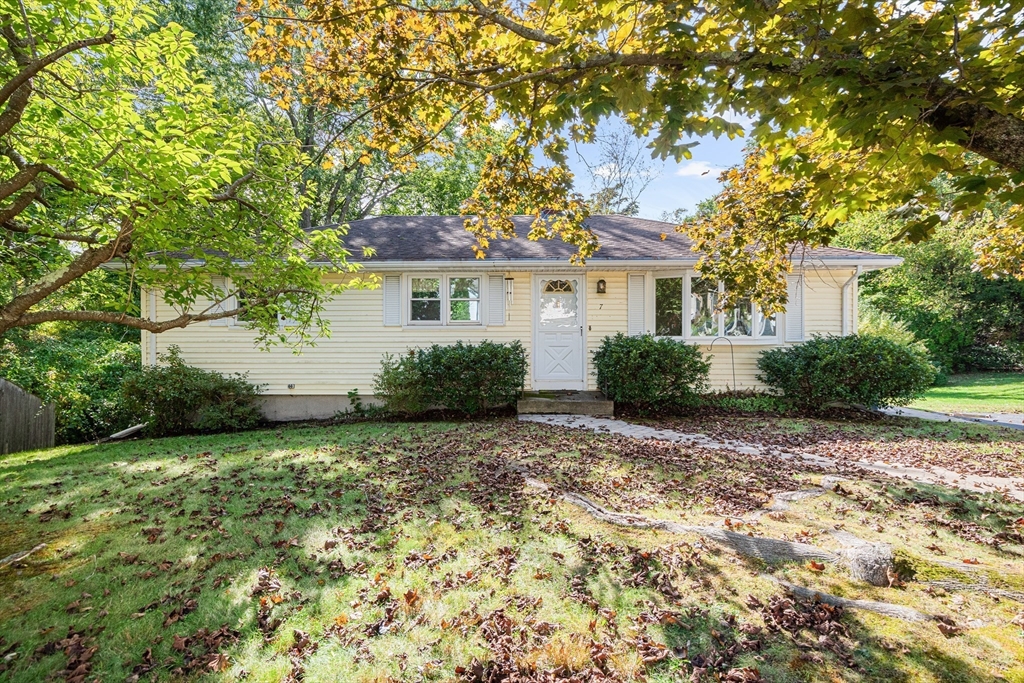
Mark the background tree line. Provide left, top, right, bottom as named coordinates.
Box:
left=0, top=0, right=505, bottom=443
left=3, top=0, right=1022, bottom=443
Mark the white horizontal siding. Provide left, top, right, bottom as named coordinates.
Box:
left=585, top=272, right=628, bottom=390
left=144, top=266, right=855, bottom=396
left=803, top=268, right=849, bottom=337
left=150, top=272, right=533, bottom=395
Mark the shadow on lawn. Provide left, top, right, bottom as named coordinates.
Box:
left=0, top=421, right=1014, bottom=682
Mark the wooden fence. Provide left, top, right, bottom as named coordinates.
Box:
left=0, top=379, right=55, bottom=454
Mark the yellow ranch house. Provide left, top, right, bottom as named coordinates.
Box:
left=139, top=215, right=902, bottom=420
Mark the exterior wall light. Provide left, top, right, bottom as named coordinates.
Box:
left=596, top=279, right=607, bottom=294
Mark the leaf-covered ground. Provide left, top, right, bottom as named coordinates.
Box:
left=638, top=415, right=1024, bottom=479
left=1, top=419, right=1023, bottom=682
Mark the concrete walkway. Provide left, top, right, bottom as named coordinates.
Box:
left=881, top=406, right=1024, bottom=431
left=519, top=414, right=1024, bottom=502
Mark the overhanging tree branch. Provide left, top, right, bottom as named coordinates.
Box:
left=0, top=162, right=76, bottom=201
left=464, top=0, right=561, bottom=46
left=10, top=307, right=245, bottom=332
left=2, top=220, right=100, bottom=243
left=0, top=216, right=133, bottom=332
left=0, top=30, right=115, bottom=107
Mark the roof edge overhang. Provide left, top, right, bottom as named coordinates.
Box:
left=101, top=256, right=904, bottom=272
left=346, top=257, right=903, bottom=271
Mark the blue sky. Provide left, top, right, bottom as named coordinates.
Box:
left=565, top=120, right=749, bottom=221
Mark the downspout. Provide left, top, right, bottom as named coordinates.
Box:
left=148, top=289, right=157, bottom=366
left=841, top=266, right=862, bottom=336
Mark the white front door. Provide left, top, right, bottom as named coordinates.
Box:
left=534, top=275, right=585, bottom=390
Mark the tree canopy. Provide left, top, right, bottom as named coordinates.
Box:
left=834, top=208, right=1024, bottom=372
left=0, top=0, right=365, bottom=344
left=244, top=0, right=1024, bottom=305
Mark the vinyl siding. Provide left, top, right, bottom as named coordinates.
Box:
left=146, top=272, right=532, bottom=395
left=694, top=269, right=850, bottom=391
left=585, top=271, right=628, bottom=390
left=141, top=267, right=854, bottom=395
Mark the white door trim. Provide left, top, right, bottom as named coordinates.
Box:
left=532, top=273, right=587, bottom=390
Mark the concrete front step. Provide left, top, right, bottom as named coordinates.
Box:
left=517, top=394, right=614, bottom=416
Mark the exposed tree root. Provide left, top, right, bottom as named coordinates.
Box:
left=926, top=580, right=1024, bottom=604
left=511, top=463, right=894, bottom=585
left=766, top=488, right=827, bottom=511
left=0, top=543, right=46, bottom=568
left=512, top=463, right=934, bottom=621
left=769, top=577, right=934, bottom=622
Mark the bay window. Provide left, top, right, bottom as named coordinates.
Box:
left=654, top=274, right=778, bottom=341
left=654, top=277, right=683, bottom=336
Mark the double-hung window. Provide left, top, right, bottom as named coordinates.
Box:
left=408, top=275, right=481, bottom=325
left=654, top=274, right=778, bottom=341
left=448, top=277, right=481, bottom=323
left=410, top=277, right=443, bottom=322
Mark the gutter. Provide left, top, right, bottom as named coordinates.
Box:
left=841, top=265, right=862, bottom=336
left=102, top=257, right=905, bottom=272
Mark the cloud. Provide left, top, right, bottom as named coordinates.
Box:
left=675, top=160, right=726, bottom=177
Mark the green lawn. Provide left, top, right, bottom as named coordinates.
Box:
left=1, top=419, right=1023, bottom=682
left=910, top=372, right=1024, bottom=415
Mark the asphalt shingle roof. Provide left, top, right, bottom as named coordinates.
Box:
left=337, top=214, right=898, bottom=264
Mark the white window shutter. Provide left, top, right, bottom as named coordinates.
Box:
left=628, top=273, right=646, bottom=336
left=383, top=275, right=402, bottom=326
left=209, top=276, right=230, bottom=326
left=487, top=274, right=505, bottom=326
left=786, top=274, right=804, bottom=342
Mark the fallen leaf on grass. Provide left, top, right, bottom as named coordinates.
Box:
left=208, top=653, right=231, bottom=672
left=403, top=590, right=422, bottom=608
left=936, top=618, right=961, bottom=637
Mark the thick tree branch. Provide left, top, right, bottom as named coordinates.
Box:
left=2, top=220, right=100, bottom=243
left=464, top=0, right=561, bottom=46
left=0, top=31, right=115, bottom=108
left=9, top=306, right=244, bottom=333
left=0, top=71, right=30, bottom=138
left=922, top=84, right=1024, bottom=172
left=0, top=187, right=38, bottom=223
left=0, top=163, right=75, bottom=202
left=0, top=217, right=132, bottom=332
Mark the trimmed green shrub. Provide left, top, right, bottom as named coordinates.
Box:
left=417, top=340, right=528, bottom=415
left=593, top=333, right=711, bottom=414
left=373, top=340, right=527, bottom=417
left=701, top=393, right=791, bottom=414
left=373, top=353, right=428, bottom=416
left=757, top=334, right=937, bottom=410
left=121, top=346, right=263, bottom=437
